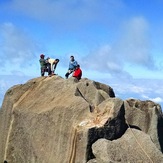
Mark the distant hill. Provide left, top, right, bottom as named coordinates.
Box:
left=0, top=76, right=163, bottom=163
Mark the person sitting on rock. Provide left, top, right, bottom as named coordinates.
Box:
left=47, top=58, right=60, bottom=75
left=73, top=64, right=82, bottom=80
left=65, top=56, right=78, bottom=79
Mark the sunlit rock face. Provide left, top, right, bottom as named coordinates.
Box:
left=0, top=76, right=162, bottom=163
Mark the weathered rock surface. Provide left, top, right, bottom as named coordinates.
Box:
left=0, top=76, right=115, bottom=163
left=88, top=129, right=163, bottom=163
left=0, top=76, right=162, bottom=163
left=124, top=99, right=163, bottom=151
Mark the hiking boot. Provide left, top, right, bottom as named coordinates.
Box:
left=65, top=73, right=69, bottom=79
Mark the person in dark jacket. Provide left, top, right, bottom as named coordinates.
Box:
left=39, top=54, right=47, bottom=76
left=39, top=54, right=52, bottom=76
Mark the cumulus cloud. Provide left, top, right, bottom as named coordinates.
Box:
left=2, top=1, right=156, bottom=77
left=82, top=44, right=133, bottom=79
left=127, top=79, right=163, bottom=107
left=7, top=0, right=124, bottom=28
left=12, top=0, right=116, bottom=18
left=117, top=17, right=155, bottom=68
left=83, top=16, right=156, bottom=78
left=130, top=85, right=146, bottom=94
left=84, top=45, right=120, bottom=71
left=0, top=22, right=42, bottom=68
left=110, top=78, right=163, bottom=108
left=141, top=94, right=163, bottom=104
left=150, top=97, right=163, bottom=103
left=1, top=1, right=161, bottom=73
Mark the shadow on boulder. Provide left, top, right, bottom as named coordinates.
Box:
left=158, top=112, right=163, bottom=152
left=86, top=103, right=128, bottom=161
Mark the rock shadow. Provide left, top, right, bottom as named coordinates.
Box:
left=158, top=112, right=163, bottom=152
left=86, top=103, right=128, bottom=161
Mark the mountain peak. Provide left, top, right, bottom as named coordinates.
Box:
left=0, top=76, right=163, bottom=163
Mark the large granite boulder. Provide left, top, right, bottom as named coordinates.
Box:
left=0, top=76, right=115, bottom=163
left=124, top=99, right=163, bottom=151
left=88, top=129, right=163, bottom=163
left=0, top=76, right=162, bottom=163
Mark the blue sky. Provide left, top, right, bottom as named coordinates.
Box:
left=0, top=0, right=163, bottom=108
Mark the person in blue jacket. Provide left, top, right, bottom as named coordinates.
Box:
left=65, top=56, right=78, bottom=79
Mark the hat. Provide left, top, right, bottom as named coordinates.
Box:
left=40, top=54, right=45, bottom=58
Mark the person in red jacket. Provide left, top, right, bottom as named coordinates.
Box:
left=73, top=64, right=82, bottom=80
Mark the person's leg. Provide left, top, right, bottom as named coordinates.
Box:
left=65, top=70, right=71, bottom=78
left=65, top=71, right=69, bottom=79
left=41, top=67, right=45, bottom=76
left=69, top=69, right=73, bottom=75
left=47, top=63, right=52, bottom=75
left=65, top=69, right=73, bottom=78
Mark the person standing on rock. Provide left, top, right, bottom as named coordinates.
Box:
left=65, top=56, right=78, bottom=79
left=73, top=64, right=82, bottom=80
left=39, top=54, right=48, bottom=76
left=47, top=58, right=60, bottom=75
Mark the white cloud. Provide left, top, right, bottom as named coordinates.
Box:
left=2, top=0, right=124, bottom=33
left=141, top=93, right=163, bottom=104
left=82, top=16, right=158, bottom=79
left=130, top=85, right=145, bottom=94
left=0, top=22, right=42, bottom=69
left=150, top=97, right=163, bottom=103
left=141, top=94, right=149, bottom=99
left=7, top=0, right=124, bottom=28
left=84, top=45, right=119, bottom=70
left=2, top=1, right=157, bottom=78
left=117, top=17, right=155, bottom=68
left=82, top=44, right=133, bottom=79
left=97, top=77, right=163, bottom=107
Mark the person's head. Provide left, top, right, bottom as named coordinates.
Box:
left=55, top=59, right=60, bottom=64
left=76, top=64, right=80, bottom=69
left=40, top=54, right=45, bottom=59
left=56, top=59, right=59, bottom=62
left=70, top=56, right=74, bottom=61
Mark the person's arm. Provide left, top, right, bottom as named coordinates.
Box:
left=54, top=62, right=58, bottom=70
left=53, top=62, right=58, bottom=73
left=73, top=61, right=78, bottom=67
left=68, top=61, right=72, bottom=69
